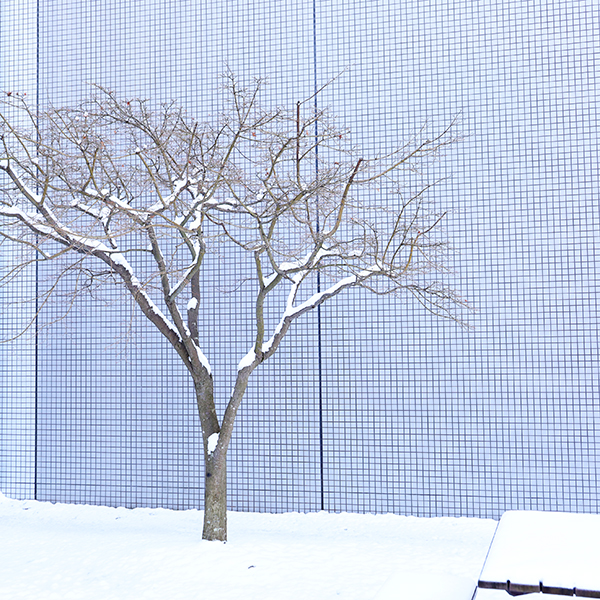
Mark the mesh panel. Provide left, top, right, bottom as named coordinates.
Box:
left=1, top=0, right=598, bottom=518
left=0, top=0, right=39, bottom=500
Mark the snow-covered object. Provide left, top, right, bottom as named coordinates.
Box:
left=237, top=349, right=256, bottom=371
left=478, top=510, right=600, bottom=594
left=0, top=495, right=496, bottom=600
left=373, top=569, right=476, bottom=600
left=207, top=432, right=219, bottom=454
left=475, top=591, right=568, bottom=599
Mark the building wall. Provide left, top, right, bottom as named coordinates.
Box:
left=1, top=0, right=598, bottom=518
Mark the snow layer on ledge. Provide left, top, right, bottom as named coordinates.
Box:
left=479, top=510, right=600, bottom=591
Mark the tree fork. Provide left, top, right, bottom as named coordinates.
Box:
left=0, top=80, right=466, bottom=544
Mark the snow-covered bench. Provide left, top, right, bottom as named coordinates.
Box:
left=476, top=510, right=600, bottom=599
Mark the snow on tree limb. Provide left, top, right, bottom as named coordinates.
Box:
left=1, top=78, right=469, bottom=541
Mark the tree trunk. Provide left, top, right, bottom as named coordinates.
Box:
left=202, top=450, right=228, bottom=541
left=196, top=366, right=251, bottom=541
left=191, top=374, right=227, bottom=541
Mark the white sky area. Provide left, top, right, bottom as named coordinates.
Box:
left=0, top=493, right=496, bottom=600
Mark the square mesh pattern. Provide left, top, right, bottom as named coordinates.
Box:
left=1, top=0, right=598, bottom=519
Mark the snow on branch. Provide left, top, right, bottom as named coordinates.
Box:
left=1, top=80, right=471, bottom=542
left=2, top=78, right=466, bottom=410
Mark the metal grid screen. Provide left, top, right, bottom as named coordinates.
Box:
left=1, top=0, right=598, bottom=519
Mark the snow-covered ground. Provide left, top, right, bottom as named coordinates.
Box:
left=0, top=492, right=497, bottom=599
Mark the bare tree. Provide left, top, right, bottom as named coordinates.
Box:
left=0, top=75, right=468, bottom=541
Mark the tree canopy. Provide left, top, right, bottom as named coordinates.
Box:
left=1, top=75, right=468, bottom=540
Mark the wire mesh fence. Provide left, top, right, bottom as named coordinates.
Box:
left=1, top=0, right=598, bottom=519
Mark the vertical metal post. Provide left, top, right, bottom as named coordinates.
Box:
left=33, top=0, right=40, bottom=501
left=312, top=0, right=325, bottom=513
